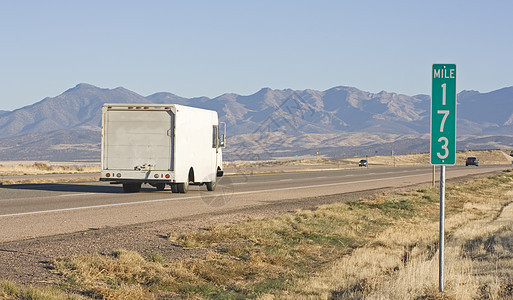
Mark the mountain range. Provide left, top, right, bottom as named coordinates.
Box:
left=0, top=83, right=512, bottom=161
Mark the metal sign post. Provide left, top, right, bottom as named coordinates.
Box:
left=439, top=165, right=445, bottom=291
left=430, top=64, right=456, bottom=293
left=433, top=165, right=436, bottom=188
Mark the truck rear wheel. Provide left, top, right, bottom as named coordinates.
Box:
left=206, top=180, right=216, bottom=191
left=177, top=181, right=189, bottom=193
left=170, top=184, right=178, bottom=193
left=123, top=183, right=141, bottom=193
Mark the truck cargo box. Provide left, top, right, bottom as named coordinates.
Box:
left=100, top=104, right=224, bottom=193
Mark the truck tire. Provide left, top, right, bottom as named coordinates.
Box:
left=170, top=184, right=178, bottom=193
left=123, top=183, right=141, bottom=193
left=206, top=180, right=216, bottom=191
left=155, top=183, right=166, bottom=191
left=177, top=181, right=189, bottom=193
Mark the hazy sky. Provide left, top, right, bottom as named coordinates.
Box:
left=1, top=0, right=512, bottom=111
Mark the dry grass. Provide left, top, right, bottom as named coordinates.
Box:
left=345, top=149, right=513, bottom=166
left=44, top=171, right=513, bottom=299
left=224, top=149, right=512, bottom=172
left=52, top=250, right=165, bottom=299
left=0, top=162, right=100, bottom=185
left=0, top=162, right=99, bottom=176
left=0, top=176, right=100, bottom=186
left=297, top=171, right=513, bottom=299
left=223, top=157, right=349, bottom=174
left=0, top=280, right=80, bottom=300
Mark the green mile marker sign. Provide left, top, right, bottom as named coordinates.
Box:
left=431, top=64, right=456, bottom=165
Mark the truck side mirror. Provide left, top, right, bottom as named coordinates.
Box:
left=219, top=122, right=226, bottom=147
left=219, top=134, right=225, bottom=147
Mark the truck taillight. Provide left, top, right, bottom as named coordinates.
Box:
left=106, top=173, right=110, bottom=177
left=165, top=174, right=170, bottom=178
left=128, top=107, right=134, bottom=109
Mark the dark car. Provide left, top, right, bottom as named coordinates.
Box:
left=466, top=157, right=478, bottom=166
left=359, top=159, right=368, bottom=167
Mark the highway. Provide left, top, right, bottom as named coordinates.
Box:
left=0, top=165, right=509, bottom=242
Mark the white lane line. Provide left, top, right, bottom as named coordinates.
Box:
left=232, top=182, right=248, bottom=185
left=316, top=176, right=327, bottom=179
left=0, top=173, right=430, bottom=218
left=280, top=179, right=292, bottom=182
left=58, top=193, right=98, bottom=197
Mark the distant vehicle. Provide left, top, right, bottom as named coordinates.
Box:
left=100, top=104, right=225, bottom=193
left=359, top=159, right=368, bottom=167
left=465, top=157, right=478, bottom=166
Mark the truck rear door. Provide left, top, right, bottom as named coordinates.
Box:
left=103, top=108, right=174, bottom=171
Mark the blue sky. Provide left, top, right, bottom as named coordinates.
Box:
left=1, top=0, right=512, bottom=111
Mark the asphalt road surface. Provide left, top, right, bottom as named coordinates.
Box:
left=0, top=165, right=509, bottom=242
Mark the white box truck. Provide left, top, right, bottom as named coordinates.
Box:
left=100, top=103, right=225, bottom=193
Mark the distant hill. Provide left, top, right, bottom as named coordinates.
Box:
left=0, top=129, right=100, bottom=162
left=0, top=83, right=511, bottom=161
left=457, top=87, right=513, bottom=135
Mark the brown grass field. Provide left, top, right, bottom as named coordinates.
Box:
left=0, top=162, right=100, bottom=185
left=344, top=149, right=513, bottom=166
left=2, top=168, right=513, bottom=299
left=0, top=162, right=99, bottom=176
left=224, top=149, right=513, bottom=175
